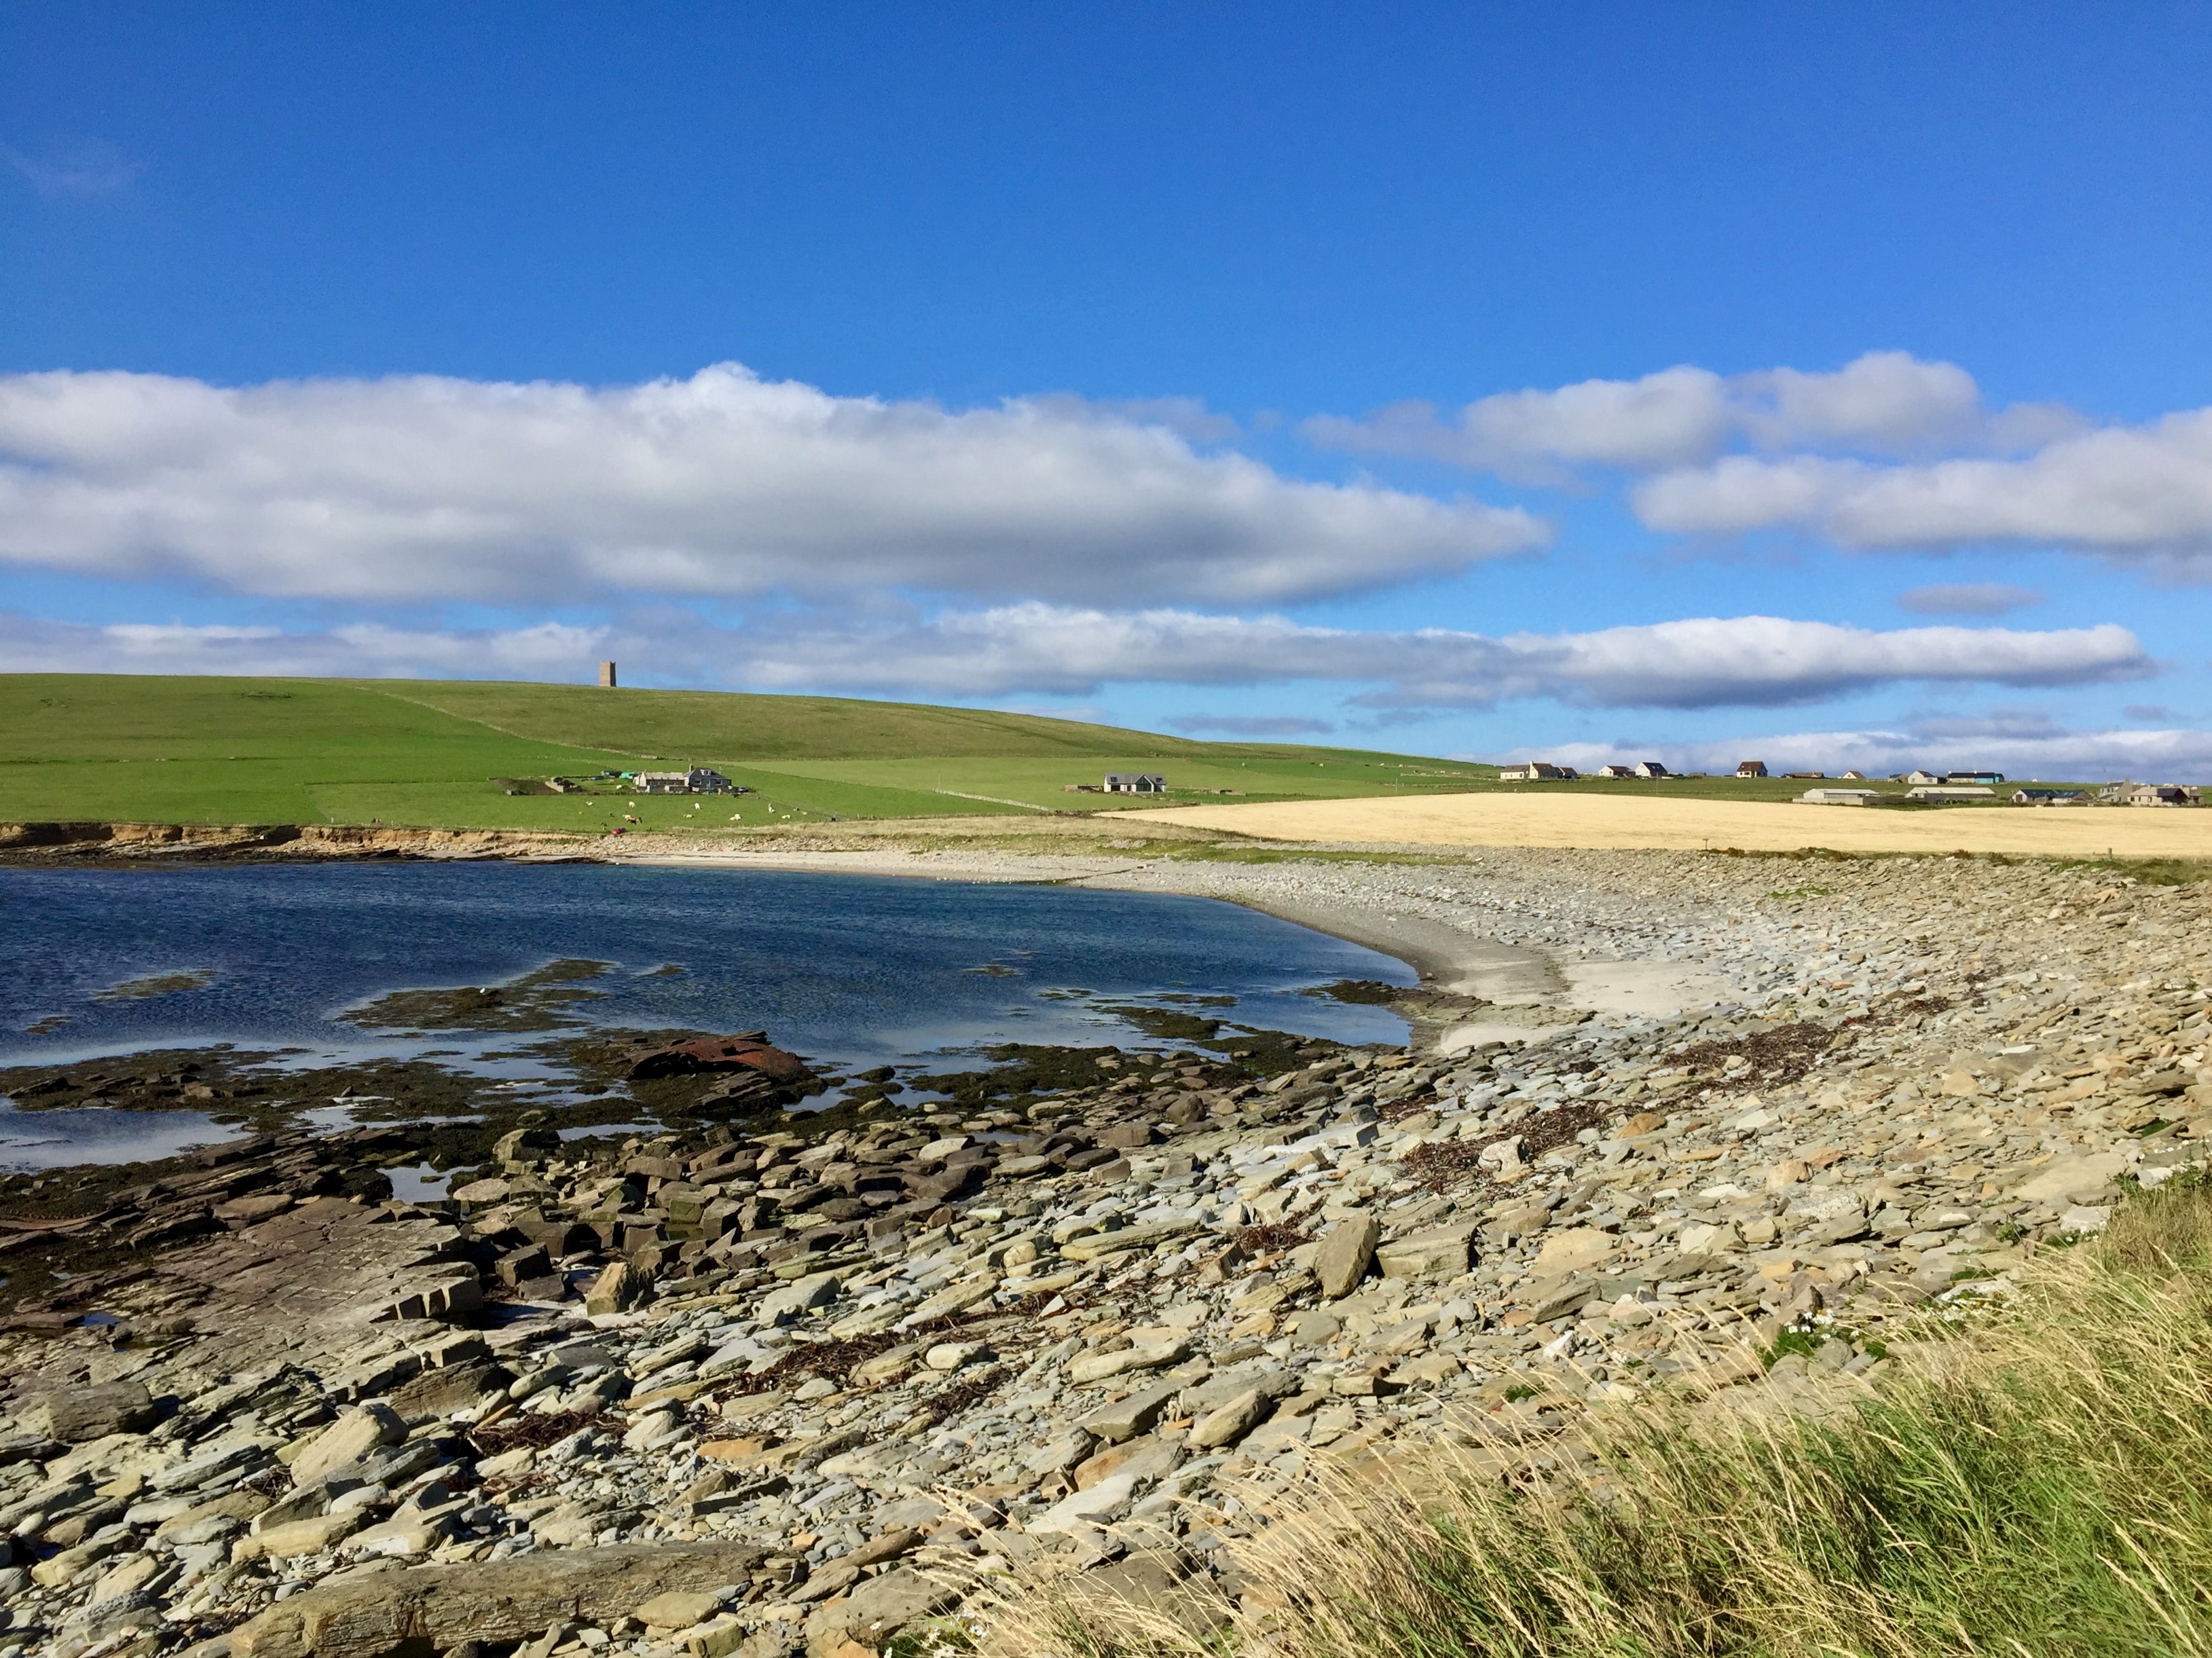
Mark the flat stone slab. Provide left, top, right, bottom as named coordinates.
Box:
left=229, top=1541, right=769, bottom=1658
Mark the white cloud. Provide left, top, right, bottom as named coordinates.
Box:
left=3, top=607, right=2148, bottom=712
left=1634, top=407, right=2212, bottom=574
left=0, top=365, right=1547, bottom=608
left=1304, top=367, right=1731, bottom=482
left=0, top=614, right=610, bottom=681
left=1735, top=352, right=1984, bottom=450
left=1306, top=351, right=2082, bottom=483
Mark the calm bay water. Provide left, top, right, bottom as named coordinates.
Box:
left=0, top=863, right=1412, bottom=1168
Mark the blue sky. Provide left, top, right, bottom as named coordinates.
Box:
left=4, top=4, right=2211, bottom=777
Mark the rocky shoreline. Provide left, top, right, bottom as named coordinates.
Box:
left=3, top=844, right=2209, bottom=1658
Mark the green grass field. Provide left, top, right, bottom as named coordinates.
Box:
left=0, top=674, right=2097, bottom=831
left=0, top=674, right=1504, bottom=830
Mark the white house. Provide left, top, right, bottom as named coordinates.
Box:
left=633, top=767, right=737, bottom=794
left=1103, top=773, right=1167, bottom=794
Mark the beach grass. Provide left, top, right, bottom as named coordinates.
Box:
left=981, top=1177, right=2212, bottom=1658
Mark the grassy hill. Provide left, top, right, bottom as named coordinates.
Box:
left=0, top=674, right=1498, bottom=830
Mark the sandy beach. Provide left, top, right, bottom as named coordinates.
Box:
left=1122, top=790, right=2212, bottom=857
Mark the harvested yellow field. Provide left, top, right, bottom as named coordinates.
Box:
left=1127, top=790, right=2212, bottom=857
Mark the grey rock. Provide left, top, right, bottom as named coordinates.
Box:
left=1189, top=1388, right=1273, bottom=1450
left=1377, top=1222, right=1476, bottom=1281
left=229, top=1541, right=769, bottom=1658
left=1314, top=1214, right=1381, bottom=1299
left=21, top=1380, right=157, bottom=1443
left=1080, top=1380, right=1183, bottom=1445
left=805, top=1566, right=961, bottom=1658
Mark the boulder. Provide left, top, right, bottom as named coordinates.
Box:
left=1189, top=1388, right=1273, bottom=1450
left=234, top=1508, right=369, bottom=1562
left=639, top=1589, right=726, bottom=1630
left=1376, top=1221, right=1475, bottom=1280
left=289, top=1403, right=406, bottom=1486
left=1533, top=1227, right=1618, bottom=1277
left=1314, top=1213, right=1381, bottom=1298
left=584, top=1258, right=654, bottom=1316
left=1060, top=1218, right=1198, bottom=1262
left=806, top=1566, right=961, bottom=1657
left=1080, top=1379, right=1183, bottom=1445
left=22, top=1379, right=158, bottom=1443
left=229, top=1541, right=769, bottom=1658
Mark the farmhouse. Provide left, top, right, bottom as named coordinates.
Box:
left=1103, top=773, right=1166, bottom=794
left=1498, top=762, right=1575, bottom=781
left=1908, top=784, right=1997, bottom=803
left=1734, top=760, right=1769, bottom=778
left=633, top=768, right=737, bottom=795
left=1632, top=760, right=1670, bottom=778
left=2099, top=782, right=2200, bottom=807
left=2013, top=788, right=2088, bottom=807
left=1801, top=787, right=1879, bottom=806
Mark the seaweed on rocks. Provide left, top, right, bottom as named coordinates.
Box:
left=1398, top=1101, right=1611, bottom=1196
left=1311, top=978, right=1487, bottom=1018
left=469, top=1408, right=621, bottom=1458
left=1099, top=1004, right=1227, bottom=1044
left=339, top=958, right=616, bottom=1033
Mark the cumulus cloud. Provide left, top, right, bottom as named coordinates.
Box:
left=1507, top=714, right=2212, bottom=784
left=0, top=365, right=1547, bottom=608
left=1304, top=367, right=1731, bottom=482
left=1634, top=409, right=2212, bottom=574
left=1305, top=352, right=2079, bottom=483
left=1896, top=583, right=2044, bottom=616
left=3, top=607, right=2149, bottom=713
left=0, top=613, right=612, bottom=681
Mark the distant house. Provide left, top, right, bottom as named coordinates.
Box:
left=2014, top=788, right=2088, bottom=807
left=1944, top=771, right=2006, bottom=786
left=1908, top=785, right=1996, bottom=803
left=1801, top=787, right=1879, bottom=807
left=1632, top=760, right=1670, bottom=779
left=2100, top=782, right=2197, bottom=807
left=1840, top=770, right=1868, bottom=779
left=1596, top=764, right=1636, bottom=779
left=1103, top=773, right=1166, bottom=794
left=1735, top=760, right=1769, bottom=778
left=1900, top=769, right=1944, bottom=786
left=1498, top=762, right=1575, bottom=781
left=633, top=767, right=737, bottom=795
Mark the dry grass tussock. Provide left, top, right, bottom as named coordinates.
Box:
left=971, top=1181, right=2212, bottom=1658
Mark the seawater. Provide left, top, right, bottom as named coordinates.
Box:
left=0, top=862, right=1413, bottom=1167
